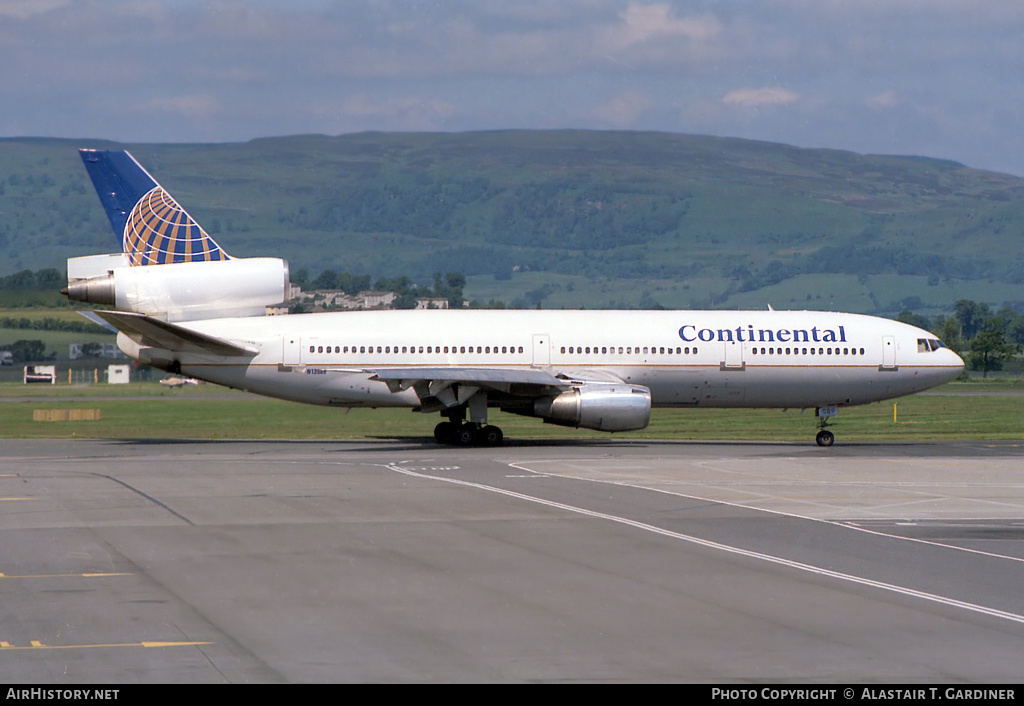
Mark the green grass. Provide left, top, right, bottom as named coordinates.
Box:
left=1, top=381, right=1021, bottom=441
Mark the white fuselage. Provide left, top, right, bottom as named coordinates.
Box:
left=118, top=309, right=964, bottom=411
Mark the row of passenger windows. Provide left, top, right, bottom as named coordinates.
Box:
left=561, top=345, right=698, bottom=355
left=752, top=347, right=866, bottom=356
left=309, top=345, right=526, bottom=355
left=306, top=343, right=867, bottom=358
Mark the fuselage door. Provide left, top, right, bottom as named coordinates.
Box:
left=532, top=334, right=550, bottom=367
left=881, top=335, right=897, bottom=370
left=722, top=340, right=745, bottom=370
left=283, top=335, right=302, bottom=366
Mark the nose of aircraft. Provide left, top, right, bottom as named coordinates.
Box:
left=945, top=348, right=966, bottom=381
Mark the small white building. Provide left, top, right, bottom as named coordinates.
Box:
left=24, top=365, right=56, bottom=384
left=359, top=291, right=397, bottom=309
left=107, top=365, right=131, bottom=384
left=416, top=297, right=450, bottom=309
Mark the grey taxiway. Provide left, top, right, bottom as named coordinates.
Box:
left=2, top=438, right=1024, bottom=682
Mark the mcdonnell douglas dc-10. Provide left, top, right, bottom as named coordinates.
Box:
left=64, top=150, right=964, bottom=446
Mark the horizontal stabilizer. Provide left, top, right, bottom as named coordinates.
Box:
left=92, top=310, right=257, bottom=357
left=77, top=310, right=119, bottom=334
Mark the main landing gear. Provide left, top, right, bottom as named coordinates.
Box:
left=815, top=405, right=838, bottom=447
left=433, top=391, right=504, bottom=446
left=434, top=421, right=504, bottom=446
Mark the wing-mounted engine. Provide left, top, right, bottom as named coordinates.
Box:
left=512, top=381, right=652, bottom=432
left=64, top=256, right=290, bottom=322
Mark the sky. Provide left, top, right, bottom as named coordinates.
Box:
left=3, top=0, right=1024, bottom=175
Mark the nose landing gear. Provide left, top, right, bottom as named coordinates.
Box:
left=815, top=406, right=838, bottom=447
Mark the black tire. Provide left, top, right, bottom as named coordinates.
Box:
left=816, top=430, right=835, bottom=447
left=454, top=424, right=477, bottom=446
left=434, top=421, right=456, bottom=444
left=480, top=425, right=504, bottom=446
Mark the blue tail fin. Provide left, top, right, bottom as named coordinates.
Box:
left=79, top=149, right=230, bottom=266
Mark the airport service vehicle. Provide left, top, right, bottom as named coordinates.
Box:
left=64, top=150, right=964, bottom=446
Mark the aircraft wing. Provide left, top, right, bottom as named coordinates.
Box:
left=92, top=310, right=258, bottom=357
left=369, top=366, right=568, bottom=411
left=370, top=366, right=566, bottom=389
left=368, top=366, right=631, bottom=414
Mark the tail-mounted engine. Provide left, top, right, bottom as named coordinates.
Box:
left=64, top=256, right=290, bottom=322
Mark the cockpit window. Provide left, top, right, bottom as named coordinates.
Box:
left=918, top=338, right=946, bottom=352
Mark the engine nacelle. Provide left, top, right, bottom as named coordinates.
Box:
left=64, top=257, right=290, bottom=322
left=532, top=382, right=651, bottom=432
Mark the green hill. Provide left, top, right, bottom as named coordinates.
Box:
left=2, top=131, right=1023, bottom=315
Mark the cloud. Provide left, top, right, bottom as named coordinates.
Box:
left=591, top=90, right=655, bottom=128
left=867, top=91, right=899, bottom=109
left=614, top=2, right=723, bottom=46
left=0, top=0, right=68, bottom=19
left=723, top=88, right=800, bottom=107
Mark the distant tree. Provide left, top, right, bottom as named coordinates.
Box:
left=896, top=310, right=931, bottom=331
left=312, top=269, right=338, bottom=290
left=444, top=272, right=466, bottom=290
left=291, top=268, right=309, bottom=289
left=934, top=316, right=964, bottom=353
left=431, top=271, right=466, bottom=308
left=1008, top=315, right=1024, bottom=348
left=7, top=339, right=46, bottom=362
left=374, top=276, right=414, bottom=296
left=336, top=273, right=371, bottom=294
left=995, top=305, right=1024, bottom=347
left=968, top=320, right=1018, bottom=378
left=954, top=299, right=991, bottom=340
left=392, top=292, right=419, bottom=309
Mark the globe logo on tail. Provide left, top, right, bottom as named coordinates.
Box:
left=123, top=186, right=230, bottom=266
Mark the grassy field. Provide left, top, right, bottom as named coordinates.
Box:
left=1, top=380, right=1021, bottom=442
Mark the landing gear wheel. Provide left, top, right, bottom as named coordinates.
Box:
left=480, top=425, right=504, bottom=446
left=816, top=430, right=835, bottom=447
left=453, top=424, right=478, bottom=446
left=434, top=421, right=456, bottom=444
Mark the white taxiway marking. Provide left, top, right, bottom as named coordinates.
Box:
left=386, top=460, right=1024, bottom=628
